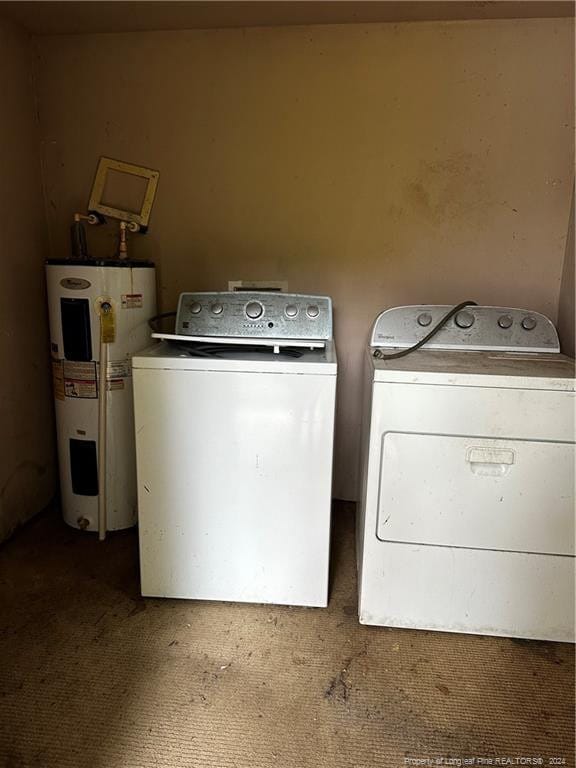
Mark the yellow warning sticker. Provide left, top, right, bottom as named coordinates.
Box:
left=99, top=302, right=116, bottom=343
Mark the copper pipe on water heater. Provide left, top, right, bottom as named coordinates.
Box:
left=118, top=221, right=128, bottom=259
left=118, top=220, right=140, bottom=260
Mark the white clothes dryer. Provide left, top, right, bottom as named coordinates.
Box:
left=357, top=304, right=575, bottom=641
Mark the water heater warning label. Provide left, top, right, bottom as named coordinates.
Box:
left=52, top=360, right=130, bottom=399
left=121, top=293, right=143, bottom=309
left=107, top=360, right=131, bottom=379
left=63, top=361, right=98, bottom=399
left=52, top=361, right=65, bottom=401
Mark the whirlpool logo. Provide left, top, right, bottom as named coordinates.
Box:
left=60, top=278, right=91, bottom=290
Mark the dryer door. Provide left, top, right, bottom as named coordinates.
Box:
left=372, top=384, right=575, bottom=557
left=377, top=432, right=574, bottom=555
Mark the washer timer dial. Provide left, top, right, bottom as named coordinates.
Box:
left=245, top=301, right=264, bottom=320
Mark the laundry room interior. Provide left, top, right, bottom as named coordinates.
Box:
left=0, top=1, right=575, bottom=766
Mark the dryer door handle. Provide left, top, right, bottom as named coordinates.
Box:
left=466, top=446, right=515, bottom=477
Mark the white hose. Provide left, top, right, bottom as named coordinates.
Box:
left=98, top=328, right=108, bottom=541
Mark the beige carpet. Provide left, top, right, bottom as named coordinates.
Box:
left=0, top=503, right=574, bottom=768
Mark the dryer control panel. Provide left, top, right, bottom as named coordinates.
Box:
left=371, top=305, right=560, bottom=353
left=175, top=292, right=333, bottom=340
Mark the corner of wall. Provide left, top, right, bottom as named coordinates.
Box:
left=0, top=16, right=57, bottom=542
left=557, top=186, right=575, bottom=357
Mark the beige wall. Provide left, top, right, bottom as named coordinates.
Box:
left=558, top=190, right=575, bottom=357
left=36, top=19, right=574, bottom=500
left=0, top=18, right=56, bottom=540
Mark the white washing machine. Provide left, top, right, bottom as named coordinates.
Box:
left=357, top=304, right=575, bottom=641
left=132, top=292, right=337, bottom=607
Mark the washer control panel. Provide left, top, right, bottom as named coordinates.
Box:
left=175, top=292, right=333, bottom=340
left=371, top=305, right=560, bottom=353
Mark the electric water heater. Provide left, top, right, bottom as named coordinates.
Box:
left=46, top=259, right=156, bottom=532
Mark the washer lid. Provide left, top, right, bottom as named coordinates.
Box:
left=370, top=348, right=575, bottom=391
left=132, top=340, right=337, bottom=375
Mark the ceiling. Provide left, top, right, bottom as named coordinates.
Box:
left=0, top=1, right=573, bottom=36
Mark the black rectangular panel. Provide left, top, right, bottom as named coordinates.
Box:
left=69, top=439, right=98, bottom=496
left=60, top=298, right=92, bottom=361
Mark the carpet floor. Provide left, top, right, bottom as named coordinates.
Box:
left=0, top=503, right=574, bottom=768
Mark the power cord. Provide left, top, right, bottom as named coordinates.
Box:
left=373, top=301, right=478, bottom=360
left=148, top=311, right=177, bottom=331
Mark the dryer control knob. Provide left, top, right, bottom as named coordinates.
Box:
left=211, top=303, right=223, bottom=315
left=285, top=304, right=298, bottom=318
left=190, top=302, right=202, bottom=315
left=455, top=310, right=475, bottom=329
left=307, top=305, right=320, bottom=318
left=246, top=301, right=264, bottom=319
left=521, top=315, right=537, bottom=331
left=417, top=312, right=432, bottom=327
left=498, top=314, right=513, bottom=329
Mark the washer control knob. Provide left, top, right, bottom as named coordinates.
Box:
left=211, top=302, right=223, bottom=315
left=245, top=301, right=264, bottom=320
left=285, top=304, right=298, bottom=318
left=190, top=302, right=202, bottom=315
left=307, top=304, right=320, bottom=318
left=417, top=312, right=432, bottom=327
left=454, top=310, right=475, bottom=329
left=521, top=315, right=537, bottom=331
left=498, top=314, right=513, bottom=329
